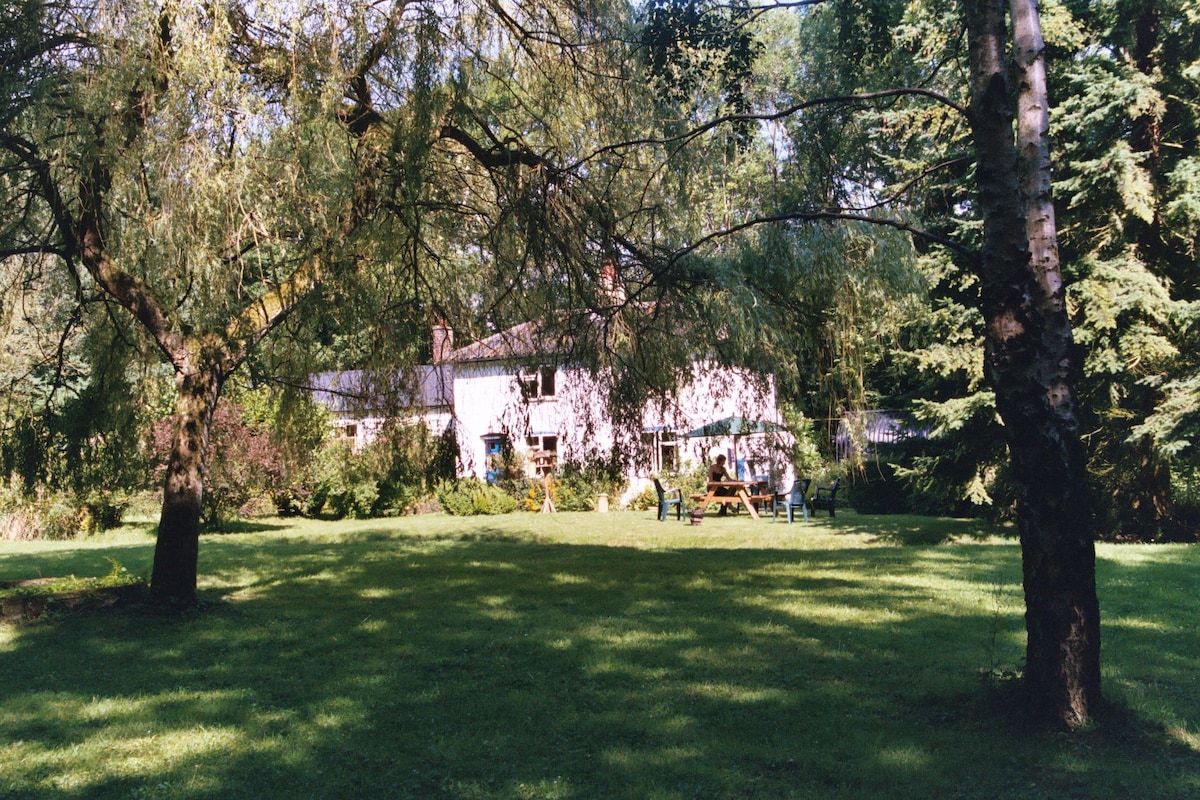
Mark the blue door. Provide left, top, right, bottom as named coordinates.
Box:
left=484, top=437, right=504, bottom=485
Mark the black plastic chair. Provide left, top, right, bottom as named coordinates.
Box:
left=774, top=478, right=812, bottom=523
left=810, top=478, right=841, bottom=517
left=653, top=478, right=684, bottom=522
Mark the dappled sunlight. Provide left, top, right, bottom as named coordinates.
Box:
left=505, top=776, right=574, bottom=800
left=356, top=586, right=405, bottom=600
left=464, top=559, right=524, bottom=571
left=2, top=514, right=1197, bottom=798
left=310, top=696, right=369, bottom=731
left=1110, top=617, right=1172, bottom=632
left=1168, top=724, right=1200, bottom=752
left=102, top=728, right=246, bottom=778
left=685, top=681, right=787, bottom=705
left=355, top=617, right=389, bottom=634
left=772, top=600, right=896, bottom=626
left=550, top=571, right=591, bottom=585
left=602, top=744, right=704, bottom=770
left=581, top=624, right=699, bottom=650
left=0, top=688, right=284, bottom=797
left=875, top=743, right=933, bottom=771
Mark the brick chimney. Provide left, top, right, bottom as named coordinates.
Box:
left=600, top=257, right=626, bottom=307
left=432, top=320, right=454, bottom=363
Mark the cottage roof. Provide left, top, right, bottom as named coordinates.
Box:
left=447, top=320, right=571, bottom=363
left=308, top=366, right=453, bottom=414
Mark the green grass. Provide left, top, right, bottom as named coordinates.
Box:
left=1, top=509, right=1197, bottom=799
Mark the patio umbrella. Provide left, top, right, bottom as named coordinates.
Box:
left=682, top=415, right=786, bottom=479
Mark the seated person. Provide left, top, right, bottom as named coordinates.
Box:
left=708, top=455, right=734, bottom=515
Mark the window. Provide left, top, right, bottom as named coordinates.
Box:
left=526, top=434, right=558, bottom=453
left=518, top=365, right=557, bottom=399
left=539, top=365, right=556, bottom=397
left=640, top=430, right=678, bottom=473
left=660, top=441, right=678, bottom=472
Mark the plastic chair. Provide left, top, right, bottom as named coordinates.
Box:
left=774, top=478, right=812, bottom=523
left=810, top=478, right=841, bottom=517
left=653, top=478, right=684, bottom=522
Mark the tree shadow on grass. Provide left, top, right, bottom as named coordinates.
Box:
left=828, top=512, right=1015, bottom=546
left=200, top=519, right=292, bottom=535
left=0, top=538, right=1196, bottom=799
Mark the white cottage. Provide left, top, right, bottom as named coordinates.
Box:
left=310, top=319, right=792, bottom=496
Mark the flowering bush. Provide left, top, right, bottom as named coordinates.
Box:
left=151, top=402, right=283, bottom=527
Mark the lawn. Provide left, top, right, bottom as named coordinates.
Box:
left=1, top=509, right=1197, bottom=799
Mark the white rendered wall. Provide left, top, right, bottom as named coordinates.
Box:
left=451, top=360, right=789, bottom=488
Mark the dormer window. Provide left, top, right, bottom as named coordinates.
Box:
left=518, top=365, right=557, bottom=399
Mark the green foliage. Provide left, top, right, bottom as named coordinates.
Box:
left=0, top=475, right=87, bottom=541
left=151, top=402, right=285, bottom=528
left=780, top=405, right=823, bottom=478
left=641, top=0, right=764, bottom=143
left=0, top=293, right=155, bottom=532
left=0, top=556, right=143, bottom=601
left=521, top=478, right=555, bottom=513
left=627, top=485, right=657, bottom=512
left=1041, top=0, right=1200, bottom=539
left=726, top=222, right=925, bottom=422
left=287, top=416, right=455, bottom=520
left=436, top=478, right=517, bottom=516
left=545, top=461, right=628, bottom=513
left=831, top=0, right=905, bottom=65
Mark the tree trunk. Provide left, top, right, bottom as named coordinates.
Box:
left=965, top=0, right=1102, bottom=728
left=150, top=366, right=223, bottom=608
left=1116, top=430, right=1176, bottom=540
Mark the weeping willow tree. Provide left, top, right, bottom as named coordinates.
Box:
left=0, top=0, right=742, bottom=604
left=1, top=1, right=393, bottom=603
left=3, top=0, right=661, bottom=604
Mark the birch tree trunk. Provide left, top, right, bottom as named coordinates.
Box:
left=965, top=0, right=1102, bottom=727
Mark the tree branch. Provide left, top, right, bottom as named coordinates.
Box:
left=439, top=124, right=554, bottom=170
left=668, top=209, right=978, bottom=265
left=569, top=88, right=971, bottom=170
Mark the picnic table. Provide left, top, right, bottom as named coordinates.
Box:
left=691, top=480, right=766, bottom=520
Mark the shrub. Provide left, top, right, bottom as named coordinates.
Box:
left=79, top=489, right=130, bottom=531
left=473, top=486, right=517, bottom=515
left=523, top=479, right=553, bottom=512
left=548, top=460, right=628, bottom=512
left=329, top=479, right=381, bottom=520
left=151, top=401, right=284, bottom=527
left=437, top=482, right=477, bottom=516
left=554, top=473, right=595, bottom=512
left=306, top=420, right=451, bottom=518
left=627, top=486, right=656, bottom=512
left=437, top=479, right=517, bottom=516
left=0, top=505, right=43, bottom=541
left=0, top=476, right=88, bottom=541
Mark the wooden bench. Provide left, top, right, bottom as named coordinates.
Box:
left=747, top=493, right=775, bottom=514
